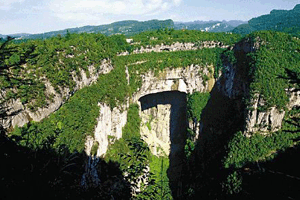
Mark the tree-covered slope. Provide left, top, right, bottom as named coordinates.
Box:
left=238, top=31, right=300, bottom=109
left=131, top=28, right=241, bottom=48
left=0, top=33, right=131, bottom=110
left=1, top=29, right=241, bottom=199
left=174, top=20, right=246, bottom=32
left=3, top=29, right=239, bottom=152
left=222, top=31, right=300, bottom=198
left=2, top=28, right=300, bottom=199
left=183, top=31, right=300, bottom=199
left=233, top=4, right=300, bottom=36
left=6, top=19, right=174, bottom=40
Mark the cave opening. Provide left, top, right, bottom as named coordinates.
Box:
left=139, top=90, right=188, bottom=198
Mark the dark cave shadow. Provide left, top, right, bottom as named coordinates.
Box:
left=179, top=83, right=246, bottom=199
left=0, top=37, right=131, bottom=200
left=0, top=130, right=131, bottom=200
left=179, top=67, right=300, bottom=200
left=139, top=87, right=246, bottom=199
left=139, top=90, right=188, bottom=199
left=233, top=142, right=300, bottom=200
left=235, top=69, right=300, bottom=199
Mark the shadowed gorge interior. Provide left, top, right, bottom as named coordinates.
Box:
left=139, top=91, right=188, bottom=197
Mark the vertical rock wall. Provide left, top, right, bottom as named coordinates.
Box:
left=139, top=91, right=187, bottom=157
left=140, top=104, right=171, bottom=156
left=81, top=103, right=128, bottom=188
left=218, top=39, right=300, bottom=134
left=93, top=103, right=128, bottom=157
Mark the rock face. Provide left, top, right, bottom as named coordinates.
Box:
left=140, top=103, right=171, bottom=156
left=93, top=103, right=128, bottom=157
left=244, top=90, right=300, bottom=134
left=81, top=103, right=128, bottom=188
left=244, top=94, right=285, bottom=134
left=85, top=64, right=212, bottom=159
left=218, top=38, right=300, bottom=134
left=81, top=136, right=100, bottom=188
left=1, top=59, right=113, bottom=130
left=139, top=91, right=188, bottom=196
left=118, top=41, right=229, bottom=55
left=132, top=64, right=214, bottom=102
left=139, top=91, right=187, bottom=157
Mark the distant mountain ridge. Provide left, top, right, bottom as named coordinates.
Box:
left=38, top=19, right=174, bottom=40
left=0, top=33, right=31, bottom=40
left=3, top=4, right=300, bottom=40
left=1, top=19, right=245, bottom=41
left=174, top=20, right=246, bottom=32
left=1, top=19, right=174, bottom=40
left=233, top=4, right=300, bottom=35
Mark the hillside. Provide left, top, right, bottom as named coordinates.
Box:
left=233, top=4, right=300, bottom=36
left=1, top=19, right=244, bottom=41
left=174, top=20, right=246, bottom=32
left=2, top=19, right=174, bottom=40
left=1, top=29, right=300, bottom=199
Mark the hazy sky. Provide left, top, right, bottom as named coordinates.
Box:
left=1, top=0, right=299, bottom=34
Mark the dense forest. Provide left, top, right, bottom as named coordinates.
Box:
left=200, top=31, right=300, bottom=199
left=1, top=20, right=300, bottom=200
left=233, top=4, right=300, bottom=36
left=0, top=29, right=240, bottom=199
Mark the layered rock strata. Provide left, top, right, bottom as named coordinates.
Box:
left=218, top=39, right=300, bottom=134
left=118, top=41, right=229, bottom=56
left=1, top=59, right=113, bottom=130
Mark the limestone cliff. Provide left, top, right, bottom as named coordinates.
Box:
left=88, top=103, right=128, bottom=157
left=135, top=64, right=212, bottom=156
left=218, top=38, right=300, bottom=134
left=85, top=64, right=213, bottom=158
left=132, top=64, right=214, bottom=102
left=139, top=91, right=187, bottom=157
left=118, top=41, right=229, bottom=56
left=1, top=59, right=113, bottom=130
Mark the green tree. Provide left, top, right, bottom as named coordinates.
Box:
left=120, top=137, right=156, bottom=198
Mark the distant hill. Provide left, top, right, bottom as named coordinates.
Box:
left=233, top=4, right=300, bottom=35
left=4, top=19, right=174, bottom=40
left=0, top=33, right=31, bottom=40
left=174, top=20, right=246, bottom=32
left=1, top=19, right=245, bottom=41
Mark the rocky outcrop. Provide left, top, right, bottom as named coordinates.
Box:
left=132, top=64, right=214, bottom=102
left=218, top=38, right=300, bottom=134
left=133, top=42, right=197, bottom=54
left=86, top=64, right=213, bottom=158
left=244, top=89, right=300, bottom=134
left=118, top=41, right=229, bottom=56
left=139, top=91, right=188, bottom=156
left=133, top=65, right=212, bottom=156
left=1, top=59, right=113, bottom=130
left=81, top=103, right=128, bottom=188
left=91, top=103, right=128, bottom=157
left=244, top=94, right=285, bottom=134
left=140, top=103, right=171, bottom=156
